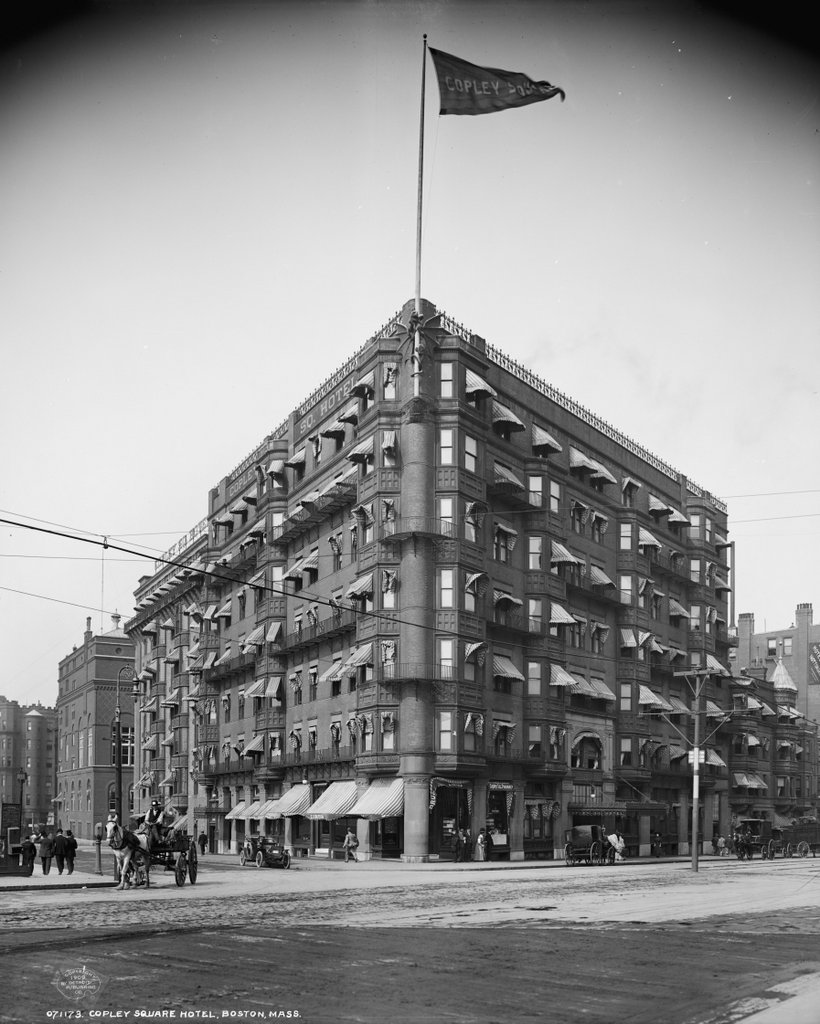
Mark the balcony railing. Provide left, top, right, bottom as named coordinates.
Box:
left=279, top=608, right=358, bottom=650
left=380, top=517, right=457, bottom=543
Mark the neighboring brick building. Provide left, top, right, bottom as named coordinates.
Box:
left=55, top=615, right=136, bottom=839
left=0, top=697, right=57, bottom=835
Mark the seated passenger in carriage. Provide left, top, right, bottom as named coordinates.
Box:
left=143, top=800, right=167, bottom=850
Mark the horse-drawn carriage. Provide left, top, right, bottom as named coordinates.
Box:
left=563, top=825, right=614, bottom=866
left=733, top=817, right=820, bottom=860
left=239, top=834, right=291, bottom=869
left=107, top=813, right=198, bottom=889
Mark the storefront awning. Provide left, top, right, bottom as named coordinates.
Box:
left=348, top=777, right=404, bottom=820
left=266, top=783, right=312, bottom=819
left=225, top=801, right=247, bottom=821
left=304, top=780, right=360, bottom=820
left=241, top=801, right=264, bottom=819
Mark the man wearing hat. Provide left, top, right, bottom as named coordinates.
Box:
left=143, top=800, right=165, bottom=850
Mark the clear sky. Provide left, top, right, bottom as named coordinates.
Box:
left=1, top=0, right=818, bottom=707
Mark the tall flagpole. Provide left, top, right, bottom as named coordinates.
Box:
left=413, top=34, right=428, bottom=398
left=415, top=33, right=427, bottom=315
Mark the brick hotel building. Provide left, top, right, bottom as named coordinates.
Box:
left=124, top=298, right=814, bottom=860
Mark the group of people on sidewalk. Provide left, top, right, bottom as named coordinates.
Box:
left=21, top=828, right=77, bottom=875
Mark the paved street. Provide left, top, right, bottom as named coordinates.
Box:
left=1, top=852, right=818, bottom=1024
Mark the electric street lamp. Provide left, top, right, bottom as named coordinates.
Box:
left=16, top=767, right=27, bottom=813
left=116, top=665, right=137, bottom=822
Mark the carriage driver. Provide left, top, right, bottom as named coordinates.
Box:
left=144, top=800, right=165, bottom=850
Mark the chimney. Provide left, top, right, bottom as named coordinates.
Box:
left=84, top=617, right=93, bottom=644
left=111, top=612, right=121, bottom=630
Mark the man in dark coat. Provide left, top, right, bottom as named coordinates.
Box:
left=65, top=830, right=78, bottom=874
left=53, top=829, right=69, bottom=874
left=21, top=835, right=36, bottom=875
left=38, top=831, right=54, bottom=874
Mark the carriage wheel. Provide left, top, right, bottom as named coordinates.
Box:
left=239, top=850, right=247, bottom=866
left=188, top=842, right=198, bottom=884
left=256, top=850, right=265, bottom=868
left=797, top=841, right=809, bottom=858
left=281, top=850, right=291, bottom=869
left=590, top=841, right=603, bottom=866
left=563, top=843, right=574, bottom=866
left=175, top=853, right=187, bottom=887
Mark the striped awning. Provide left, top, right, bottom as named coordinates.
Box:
left=493, top=590, right=523, bottom=607
left=343, top=643, right=374, bottom=673
left=283, top=557, right=305, bottom=580
left=588, top=565, right=615, bottom=587
left=319, top=661, right=344, bottom=683
left=215, top=600, right=232, bottom=619
left=348, top=777, right=405, bottom=820
left=265, top=677, right=283, bottom=699
left=304, top=781, right=360, bottom=821
left=492, top=655, right=525, bottom=682
left=266, top=783, right=313, bottom=819
left=241, top=801, right=264, bottom=819
left=284, top=448, right=306, bottom=468
left=243, top=625, right=266, bottom=647
left=550, top=664, right=577, bottom=688
left=706, top=654, right=731, bottom=677
left=551, top=541, right=582, bottom=565
left=549, top=602, right=577, bottom=625
left=244, top=679, right=266, bottom=699
left=668, top=695, right=690, bottom=715
left=320, top=419, right=347, bottom=438
left=338, top=403, right=359, bottom=424
left=532, top=424, right=562, bottom=454
left=494, top=462, right=525, bottom=489
left=705, top=699, right=727, bottom=718
left=465, top=369, right=496, bottom=398
left=705, top=749, right=727, bottom=767
left=346, top=436, right=374, bottom=463
left=638, top=685, right=670, bottom=709
left=491, top=401, right=526, bottom=432
left=254, top=799, right=280, bottom=820
left=638, top=528, right=662, bottom=549
left=587, top=678, right=616, bottom=701
left=266, top=621, right=283, bottom=644
left=225, top=801, right=247, bottom=821
left=346, top=574, right=374, bottom=599
left=240, top=734, right=266, bottom=755
left=160, top=689, right=181, bottom=709
left=668, top=598, right=690, bottom=618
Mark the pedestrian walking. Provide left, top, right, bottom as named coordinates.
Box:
left=454, top=829, right=464, bottom=863
left=463, top=827, right=473, bottom=862
left=342, top=827, right=359, bottom=863
left=53, top=828, right=69, bottom=874
left=38, top=831, right=54, bottom=875
left=21, top=834, right=36, bottom=875
left=65, top=830, right=77, bottom=874
left=485, top=828, right=495, bottom=862
left=717, top=835, right=726, bottom=857
left=198, top=831, right=207, bottom=856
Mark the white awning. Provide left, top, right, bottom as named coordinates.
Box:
left=265, top=676, right=283, bottom=699
left=304, top=781, right=360, bottom=821
left=225, top=801, right=247, bottom=821
left=267, top=459, right=286, bottom=477
left=348, top=777, right=404, bottom=820
left=266, top=783, right=313, bottom=819
left=266, top=621, right=283, bottom=644
left=319, top=661, right=343, bottom=683
left=320, top=419, right=347, bottom=438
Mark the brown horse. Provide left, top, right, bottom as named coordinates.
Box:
left=106, top=814, right=150, bottom=889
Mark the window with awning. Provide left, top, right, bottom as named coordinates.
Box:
left=493, top=590, right=523, bottom=608
left=705, top=699, right=728, bottom=718
left=215, top=600, right=232, bottom=619
left=706, top=654, right=731, bottom=677
left=240, top=734, right=265, bottom=755
left=319, top=660, right=343, bottom=683
left=638, top=527, right=662, bottom=550
left=229, top=499, right=248, bottom=516
left=243, top=625, right=266, bottom=648
left=465, top=369, right=497, bottom=398
left=283, top=557, right=305, bottom=581
left=265, top=677, right=283, bottom=700
left=266, top=621, right=283, bottom=644
left=225, top=801, right=247, bottom=821
left=160, top=689, right=181, bottom=709
left=381, top=430, right=397, bottom=456
left=588, top=678, right=616, bottom=701
left=668, top=598, right=690, bottom=618
left=284, top=448, right=306, bottom=468
left=346, top=574, right=374, bottom=599
left=267, top=459, right=286, bottom=479
left=638, top=685, right=672, bottom=710
left=549, top=602, right=577, bottom=625
left=551, top=541, right=582, bottom=565
left=346, top=436, right=375, bottom=464
left=465, top=641, right=487, bottom=664
left=202, top=651, right=217, bottom=670
left=587, top=458, right=616, bottom=484
left=465, top=571, right=489, bottom=596
left=350, top=369, right=375, bottom=397
left=587, top=565, right=615, bottom=587
left=493, top=462, right=525, bottom=489
left=492, top=655, right=525, bottom=682
left=648, top=494, right=670, bottom=515
left=320, top=419, right=347, bottom=438
left=532, top=424, right=562, bottom=455
left=214, top=647, right=232, bottom=667
left=338, top=403, right=359, bottom=424
left=243, top=679, right=266, bottom=699
left=569, top=447, right=595, bottom=472
left=342, top=643, right=373, bottom=674
left=550, top=664, right=576, bottom=688
left=494, top=523, right=518, bottom=548
left=491, top=400, right=526, bottom=432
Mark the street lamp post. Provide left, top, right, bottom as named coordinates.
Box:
left=115, top=665, right=137, bottom=823
left=16, top=767, right=27, bottom=816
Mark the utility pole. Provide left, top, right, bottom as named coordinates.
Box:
left=674, top=669, right=712, bottom=873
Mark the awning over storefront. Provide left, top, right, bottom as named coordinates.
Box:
left=254, top=800, right=279, bottom=819
left=242, top=801, right=264, bottom=819
left=267, top=783, right=312, bottom=818
left=304, top=781, right=360, bottom=820
left=348, top=777, right=405, bottom=820
left=225, top=802, right=247, bottom=821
